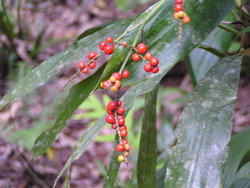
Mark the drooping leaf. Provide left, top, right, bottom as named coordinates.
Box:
left=229, top=162, right=250, bottom=188
left=223, top=127, right=250, bottom=188
left=164, top=55, right=242, bottom=188
left=137, top=87, right=158, bottom=188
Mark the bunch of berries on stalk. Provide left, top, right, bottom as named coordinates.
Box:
left=173, top=0, right=191, bottom=23
left=105, top=100, right=131, bottom=162
left=132, top=43, right=160, bottom=74
left=100, top=70, right=130, bottom=92
left=78, top=37, right=116, bottom=74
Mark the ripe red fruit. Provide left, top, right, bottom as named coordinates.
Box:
left=145, top=53, right=153, bottom=61
left=150, top=57, right=159, bottom=66
left=88, top=62, right=96, bottom=69
left=106, top=37, right=114, bottom=43
left=104, top=45, right=114, bottom=55
left=117, top=100, right=122, bottom=107
left=120, top=139, right=128, bottom=144
left=101, top=81, right=110, bottom=89
left=136, top=43, right=148, bottom=54
left=174, top=4, right=183, bottom=12
left=116, top=144, right=125, bottom=152
left=151, top=66, right=159, bottom=73
left=122, top=41, right=128, bottom=47
left=112, top=72, right=122, bottom=81
left=112, top=124, right=117, bottom=129
left=106, top=108, right=114, bottom=115
left=118, top=117, right=125, bottom=126
left=122, top=70, right=130, bottom=78
left=182, top=16, right=191, bottom=24
left=99, top=41, right=107, bottom=50
left=117, top=107, right=125, bottom=115
left=124, top=143, right=131, bottom=151
left=81, top=67, right=89, bottom=74
left=120, top=129, right=128, bottom=137
left=78, top=62, right=86, bottom=69
left=144, top=64, right=153, bottom=72
left=106, top=114, right=115, bottom=124
left=88, top=52, right=97, bottom=60
left=175, top=0, right=183, bottom=4
left=107, top=101, right=117, bottom=111
left=119, top=125, right=127, bottom=131
left=132, top=53, right=141, bottom=61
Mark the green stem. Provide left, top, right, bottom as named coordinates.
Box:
left=219, top=24, right=240, bottom=35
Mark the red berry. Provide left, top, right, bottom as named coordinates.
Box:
left=144, top=64, right=153, bottom=72
left=120, top=129, right=128, bottom=137
left=117, top=107, right=125, bottom=115
left=119, top=125, right=127, bottom=131
left=124, top=143, right=131, bottom=151
left=88, top=52, right=97, bottom=60
left=116, top=144, right=125, bottom=152
left=106, top=108, right=114, bottom=115
left=136, top=43, right=148, bottom=54
left=151, top=66, right=159, bottom=73
left=175, top=0, right=183, bottom=4
left=107, top=101, right=117, bottom=111
left=88, top=62, right=96, bottom=69
left=112, top=72, right=122, bottom=81
left=112, top=124, right=117, bottom=129
left=104, top=45, right=114, bottom=55
left=78, top=62, right=86, bottom=69
left=182, top=16, right=191, bottom=24
left=122, top=41, right=128, bottom=47
left=101, top=81, right=111, bottom=89
left=106, top=114, right=115, bottom=124
left=106, top=37, right=114, bottom=43
left=81, top=67, right=89, bottom=74
left=145, top=53, right=153, bottom=61
left=122, top=70, right=130, bottom=78
left=174, top=4, right=183, bottom=12
left=99, top=41, right=107, bottom=50
left=118, top=117, right=125, bottom=126
left=150, top=57, right=159, bottom=66
left=132, top=53, right=141, bottom=61
left=117, top=100, right=122, bottom=107
left=120, top=139, right=128, bottom=144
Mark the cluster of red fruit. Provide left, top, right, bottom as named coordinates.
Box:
left=77, top=37, right=116, bottom=74
left=173, top=0, right=191, bottom=24
left=105, top=100, right=131, bottom=162
left=100, top=71, right=130, bottom=92
left=132, top=43, right=160, bottom=74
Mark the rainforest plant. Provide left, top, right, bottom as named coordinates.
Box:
left=0, top=0, right=250, bottom=187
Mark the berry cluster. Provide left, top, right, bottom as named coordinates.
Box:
left=100, top=70, right=130, bottom=92
left=105, top=100, right=131, bottom=162
left=78, top=37, right=116, bottom=74
left=131, top=43, right=160, bottom=74
left=173, top=0, right=190, bottom=24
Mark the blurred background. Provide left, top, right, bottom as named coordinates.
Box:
left=0, top=0, right=249, bottom=187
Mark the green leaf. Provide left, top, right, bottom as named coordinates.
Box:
left=137, top=87, right=158, bottom=188
left=223, top=127, right=250, bottom=188
left=164, top=55, right=242, bottom=188
left=32, top=66, right=106, bottom=157
left=230, top=162, right=250, bottom=188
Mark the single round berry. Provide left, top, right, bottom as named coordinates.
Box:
left=150, top=57, right=159, bottom=66
left=82, top=67, right=89, bottom=74
left=119, top=125, right=127, bottom=131
left=78, top=62, right=86, bottom=69
left=151, top=66, right=159, bottom=74
left=173, top=12, right=179, bottom=19
left=144, top=64, right=153, bottom=72
left=120, top=129, right=128, bottom=137
left=124, top=143, right=131, bottom=151
left=106, top=108, right=114, bottom=115
left=106, top=37, right=114, bottom=43
left=101, top=81, right=111, bottom=89
left=132, top=53, right=141, bottom=61
left=110, top=85, right=119, bottom=92
left=117, top=100, right=122, bottom=107
left=118, top=117, right=125, bottom=126
left=136, top=43, right=148, bottom=54
left=122, top=41, right=128, bottom=47
left=106, top=114, right=115, bottom=124
left=145, top=53, right=153, bottom=61
left=177, top=11, right=186, bottom=18
left=120, top=139, right=128, bottom=144
left=99, top=41, right=107, bottom=50
left=122, top=70, right=130, bottom=78
left=182, top=16, right=191, bottom=24
left=112, top=124, right=117, bottom=129
left=114, top=80, right=122, bottom=88
left=175, top=0, right=183, bottom=4
left=117, top=107, right=125, bottom=115
left=88, top=52, right=97, bottom=60
left=104, top=45, right=114, bottom=55
left=109, top=76, right=117, bottom=83
left=112, top=72, right=122, bottom=81
left=116, top=144, right=125, bottom=152
left=88, top=62, right=96, bottom=69
left=107, top=101, right=117, bottom=111
left=174, top=4, right=183, bottom=12
left=118, top=155, right=125, bottom=162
